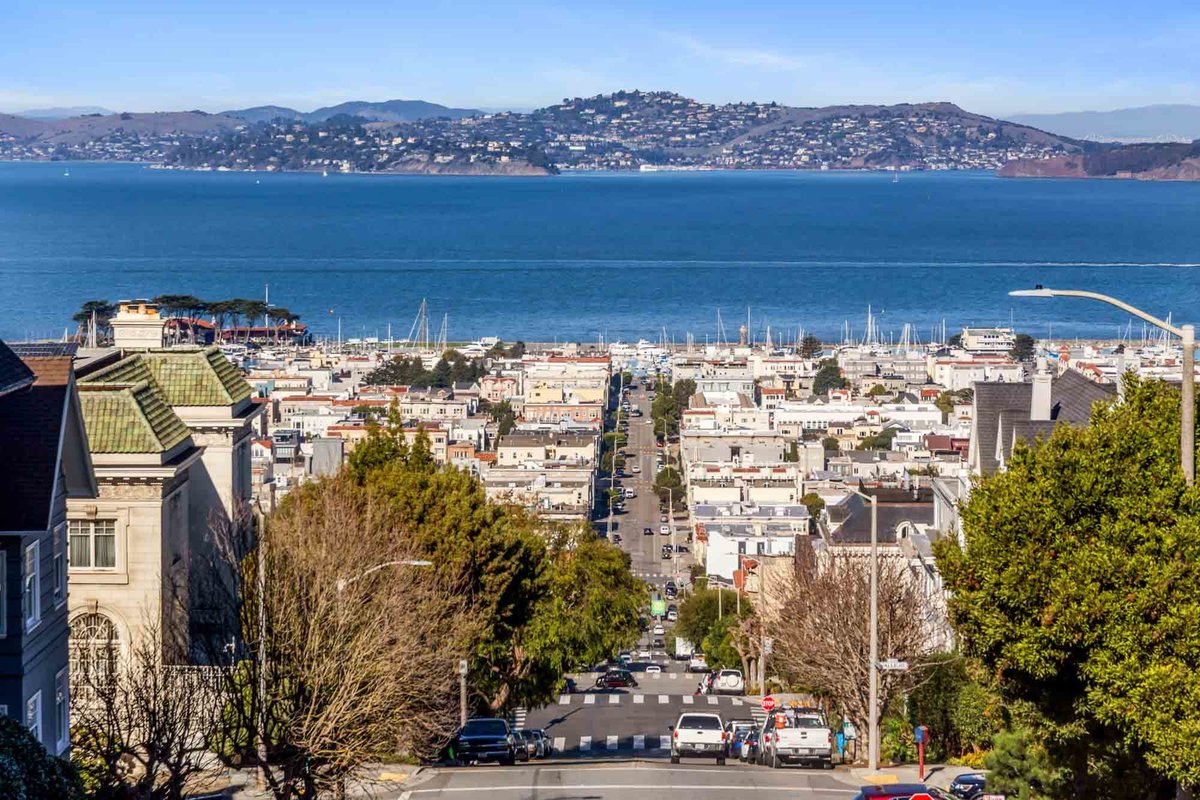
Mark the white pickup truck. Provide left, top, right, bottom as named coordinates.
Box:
left=670, top=712, right=727, bottom=765
left=758, top=708, right=833, bottom=769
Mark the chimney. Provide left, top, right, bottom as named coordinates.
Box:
left=111, top=299, right=165, bottom=350
left=1030, top=357, right=1052, bottom=421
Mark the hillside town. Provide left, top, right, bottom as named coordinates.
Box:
left=0, top=91, right=1077, bottom=173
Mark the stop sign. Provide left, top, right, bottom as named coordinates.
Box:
left=761, top=696, right=776, bottom=712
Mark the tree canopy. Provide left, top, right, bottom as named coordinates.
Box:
left=936, top=377, right=1200, bottom=794
left=813, top=358, right=849, bottom=396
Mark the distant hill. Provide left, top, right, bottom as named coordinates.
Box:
left=1009, top=105, right=1200, bottom=143
left=1000, top=141, right=1200, bottom=181
left=216, top=105, right=305, bottom=124
left=16, top=106, right=115, bottom=119
left=220, top=99, right=481, bottom=124
left=0, top=111, right=242, bottom=144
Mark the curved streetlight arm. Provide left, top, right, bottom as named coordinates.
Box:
left=1009, top=288, right=1184, bottom=338
left=335, top=559, right=433, bottom=593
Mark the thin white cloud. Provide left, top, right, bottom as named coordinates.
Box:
left=664, top=32, right=811, bottom=72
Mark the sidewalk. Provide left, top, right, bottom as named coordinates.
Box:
left=834, top=763, right=977, bottom=791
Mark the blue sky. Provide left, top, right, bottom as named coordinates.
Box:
left=3, top=0, right=1198, bottom=116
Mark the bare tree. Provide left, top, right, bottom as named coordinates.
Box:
left=70, top=619, right=225, bottom=800
left=224, top=475, right=478, bottom=798
left=770, top=546, right=931, bottom=763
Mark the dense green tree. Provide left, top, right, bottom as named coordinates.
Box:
left=675, top=588, right=750, bottom=670
left=72, top=299, right=117, bottom=341
left=936, top=377, right=1200, bottom=794
left=347, top=401, right=410, bottom=479
left=812, top=359, right=849, bottom=396
left=0, top=716, right=82, bottom=800
left=799, top=333, right=823, bottom=359
left=905, top=654, right=1003, bottom=761
left=672, top=378, right=696, bottom=411
left=821, top=435, right=841, bottom=451
left=857, top=426, right=898, bottom=451
left=800, top=492, right=825, bottom=519
left=653, top=466, right=684, bottom=511
left=867, top=383, right=888, bottom=397
left=1010, top=332, right=1037, bottom=362
left=486, top=400, right=517, bottom=436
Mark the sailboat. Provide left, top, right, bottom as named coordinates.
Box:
left=63, top=167, right=71, bottom=177
left=322, top=168, right=329, bottom=177
left=891, top=169, right=899, bottom=183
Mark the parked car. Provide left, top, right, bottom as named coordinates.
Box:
left=660, top=525, right=670, bottom=534
left=516, top=729, right=538, bottom=760
left=666, top=610, right=678, bottom=621
left=688, top=653, right=708, bottom=672
left=631, top=465, right=641, bottom=474
left=670, top=712, right=727, bottom=765
left=643, top=526, right=654, bottom=535
left=949, top=773, right=988, bottom=799
left=653, top=623, right=665, bottom=636
left=725, top=719, right=758, bottom=761
left=529, top=729, right=552, bottom=758
left=758, top=707, right=833, bottom=769
left=852, top=785, right=956, bottom=800
left=619, top=651, right=632, bottom=664
left=646, top=664, right=662, bottom=674
left=596, top=669, right=639, bottom=688
left=741, top=728, right=760, bottom=762
left=714, top=669, right=745, bottom=695
left=453, top=718, right=519, bottom=765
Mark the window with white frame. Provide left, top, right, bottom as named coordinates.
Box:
left=68, top=519, right=117, bottom=569
left=25, top=690, right=42, bottom=744
left=53, top=523, right=65, bottom=606
left=55, top=669, right=69, bottom=753
left=70, top=613, right=119, bottom=697
left=23, top=541, right=40, bottom=632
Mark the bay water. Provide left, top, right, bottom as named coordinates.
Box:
left=2, top=162, right=1199, bottom=343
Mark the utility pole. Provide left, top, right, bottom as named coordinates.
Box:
left=459, top=659, right=469, bottom=727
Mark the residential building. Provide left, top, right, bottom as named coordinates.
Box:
left=0, top=341, right=95, bottom=754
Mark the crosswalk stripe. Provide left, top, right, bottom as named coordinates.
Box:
left=606, top=735, right=618, bottom=751
left=658, top=694, right=669, bottom=704
left=558, top=694, right=570, bottom=705
left=553, top=736, right=565, bottom=753
left=652, top=672, right=661, bottom=679
left=584, top=694, right=596, bottom=705
left=732, top=697, right=743, bottom=705
left=633, top=694, right=645, bottom=704
left=609, top=694, right=620, bottom=705
left=683, top=695, right=694, bottom=704
left=659, top=734, right=672, bottom=749
left=579, top=735, right=592, bottom=750
left=707, top=696, right=719, bottom=706
left=633, top=735, right=645, bottom=750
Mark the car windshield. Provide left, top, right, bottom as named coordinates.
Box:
left=462, top=720, right=508, bottom=736
left=773, top=713, right=825, bottom=728
left=678, top=715, right=722, bottom=730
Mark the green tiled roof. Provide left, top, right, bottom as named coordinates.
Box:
left=83, top=347, right=251, bottom=407
left=78, top=381, right=192, bottom=454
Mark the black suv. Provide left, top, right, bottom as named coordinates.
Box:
left=453, top=718, right=518, bottom=765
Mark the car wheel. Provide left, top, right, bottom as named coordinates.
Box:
left=717, top=757, right=726, bottom=765
left=771, top=752, right=781, bottom=769
left=670, top=755, right=680, bottom=764
left=823, top=758, right=834, bottom=770
left=500, top=755, right=515, bottom=766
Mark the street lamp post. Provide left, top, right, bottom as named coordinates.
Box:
left=846, top=487, right=879, bottom=771
left=1009, top=287, right=1194, bottom=485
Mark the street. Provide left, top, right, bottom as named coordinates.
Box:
left=601, top=381, right=691, bottom=588
left=402, top=761, right=858, bottom=800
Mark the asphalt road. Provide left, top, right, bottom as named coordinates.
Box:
left=601, top=383, right=691, bottom=586
left=402, top=761, right=859, bottom=800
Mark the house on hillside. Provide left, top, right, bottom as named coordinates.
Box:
left=0, top=341, right=96, bottom=755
